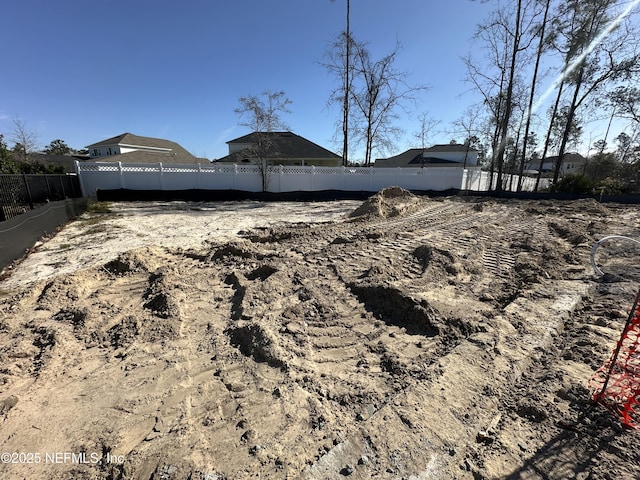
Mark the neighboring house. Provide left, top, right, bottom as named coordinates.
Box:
left=524, top=153, right=586, bottom=175
left=85, top=133, right=209, bottom=164
left=216, top=131, right=341, bottom=167
left=374, top=144, right=479, bottom=168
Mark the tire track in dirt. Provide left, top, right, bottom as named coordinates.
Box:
left=2, top=193, right=639, bottom=479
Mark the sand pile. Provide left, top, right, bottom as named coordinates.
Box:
left=349, top=186, right=423, bottom=219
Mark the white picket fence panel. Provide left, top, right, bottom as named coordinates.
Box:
left=75, top=162, right=549, bottom=196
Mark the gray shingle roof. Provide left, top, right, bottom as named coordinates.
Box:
left=85, top=133, right=201, bottom=164
left=424, top=144, right=479, bottom=153
left=375, top=145, right=479, bottom=167
left=87, top=133, right=172, bottom=149
left=376, top=148, right=424, bottom=165
left=222, top=131, right=340, bottom=161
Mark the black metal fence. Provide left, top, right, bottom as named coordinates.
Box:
left=0, top=174, right=83, bottom=222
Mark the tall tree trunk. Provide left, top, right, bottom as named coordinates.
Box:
left=495, top=0, right=523, bottom=192
left=535, top=79, right=564, bottom=191
left=342, top=0, right=350, bottom=166
left=517, top=0, right=551, bottom=192
left=553, top=64, right=584, bottom=183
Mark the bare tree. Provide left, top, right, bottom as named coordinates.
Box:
left=235, top=90, right=292, bottom=191
left=413, top=111, right=440, bottom=167
left=453, top=105, right=485, bottom=169
left=608, top=85, right=640, bottom=126
left=465, top=0, right=548, bottom=190
left=350, top=40, right=427, bottom=165
left=329, top=0, right=352, bottom=166
left=517, top=0, right=552, bottom=191
left=322, top=31, right=357, bottom=165
left=11, top=118, right=38, bottom=163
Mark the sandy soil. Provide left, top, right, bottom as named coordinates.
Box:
left=0, top=190, right=639, bottom=479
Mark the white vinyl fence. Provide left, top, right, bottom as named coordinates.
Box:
left=463, top=169, right=550, bottom=192
left=75, top=162, right=549, bottom=196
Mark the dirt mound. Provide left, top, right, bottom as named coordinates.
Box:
left=226, top=322, right=288, bottom=369
left=349, top=186, right=423, bottom=219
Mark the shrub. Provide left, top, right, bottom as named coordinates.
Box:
left=549, top=174, right=594, bottom=194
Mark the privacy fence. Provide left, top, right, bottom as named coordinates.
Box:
left=0, top=174, right=83, bottom=222
left=76, top=162, right=549, bottom=196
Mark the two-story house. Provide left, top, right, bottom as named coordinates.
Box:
left=85, top=133, right=209, bottom=164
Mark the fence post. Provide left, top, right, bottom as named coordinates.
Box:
left=22, top=174, right=34, bottom=210
left=44, top=174, right=53, bottom=200
left=234, top=164, right=238, bottom=190
left=59, top=175, right=67, bottom=198
left=158, top=162, right=164, bottom=190
left=0, top=177, right=6, bottom=221
left=118, top=162, right=124, bottom=189
left=311, top=165, right=315, bottom=191
left=197, top=163, right=202, bottom=190
left=369, top=166, right=373, bottom=192
left=74, top=161, right=87, bottom=197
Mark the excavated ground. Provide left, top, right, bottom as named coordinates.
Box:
left=0, top=190, right=639, bottom=479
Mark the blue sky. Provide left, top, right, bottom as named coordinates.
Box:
left=2, top=0, right=632, bottom=162
left=0, top=0, right=494, bottom=161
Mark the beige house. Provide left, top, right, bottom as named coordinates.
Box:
left=85, top=133, right=209, bottom=164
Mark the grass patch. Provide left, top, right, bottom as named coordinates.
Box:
left=72, top=223, right=121, bottom=237
left=79, top=214, right=118, bottom=226
left=83, top=224, right=109, bottom=235
left=87, top=201, right=113, bottom=214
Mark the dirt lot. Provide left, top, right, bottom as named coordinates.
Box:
left=1, top=190, right=639, bottom=479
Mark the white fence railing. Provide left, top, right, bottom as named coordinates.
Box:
left=75, top=162, right=550, bottom=196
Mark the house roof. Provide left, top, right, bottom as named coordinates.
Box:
left=376, top=145, right=479, bottom=164
left=375, top=145, right=479, bottom=167
left=424, top=144, right=479, bottom=153
left=377, top=148, right=424, bottom=165
left=410, top=157, right=460, bottom=165
left=87, top=150, right=210, bottom=165
left=87, top=133, right=173, bottom=149
left=86, top=132, right=202, bottom=164
left=221, top=131, right=340, bottom=161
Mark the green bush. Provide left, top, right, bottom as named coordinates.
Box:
left=549, top=174, right=594, bottom=194
left=593, top=177, right=632, bottom=196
